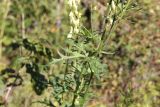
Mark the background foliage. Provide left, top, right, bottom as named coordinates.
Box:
left=0, top=0, right=160, bottom=107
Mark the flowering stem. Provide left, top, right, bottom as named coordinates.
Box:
left=97, top=0, right=132, bottom=54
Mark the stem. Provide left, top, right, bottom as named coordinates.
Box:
left=97, top=0, right=132, bottom=53
left=97, top=15, right=116, bottom=53
left=71, top=92, right=77, bottom=107
left=97, top=0, right=113, bottom=53
left=71, top=78, right=81, bottom=107
left=84, top=63, right=94, bottom=99
left=119, top=0, right=132, bottom=20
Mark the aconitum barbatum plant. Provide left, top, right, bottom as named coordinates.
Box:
left=2, top=0, right=137, bottom=107
left=47, top=0, right=136, bottom=107
left=52, top=0, right=137, bottom=107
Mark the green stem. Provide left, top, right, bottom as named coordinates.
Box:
left=71, top=77, right=81, bottom=107
left=97, top=0, right=132, bottom=54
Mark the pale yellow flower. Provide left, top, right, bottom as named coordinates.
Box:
left=67, top=0, right=81, bottom=38
left=67, top=27, right=73, bottom=38
left=111, top=1, right=116, bottom=11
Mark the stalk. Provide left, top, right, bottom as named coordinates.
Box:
left=97, top=0, right=132, bottom=53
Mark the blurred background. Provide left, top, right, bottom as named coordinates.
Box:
left=0, top=0, right=160, bottom=107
